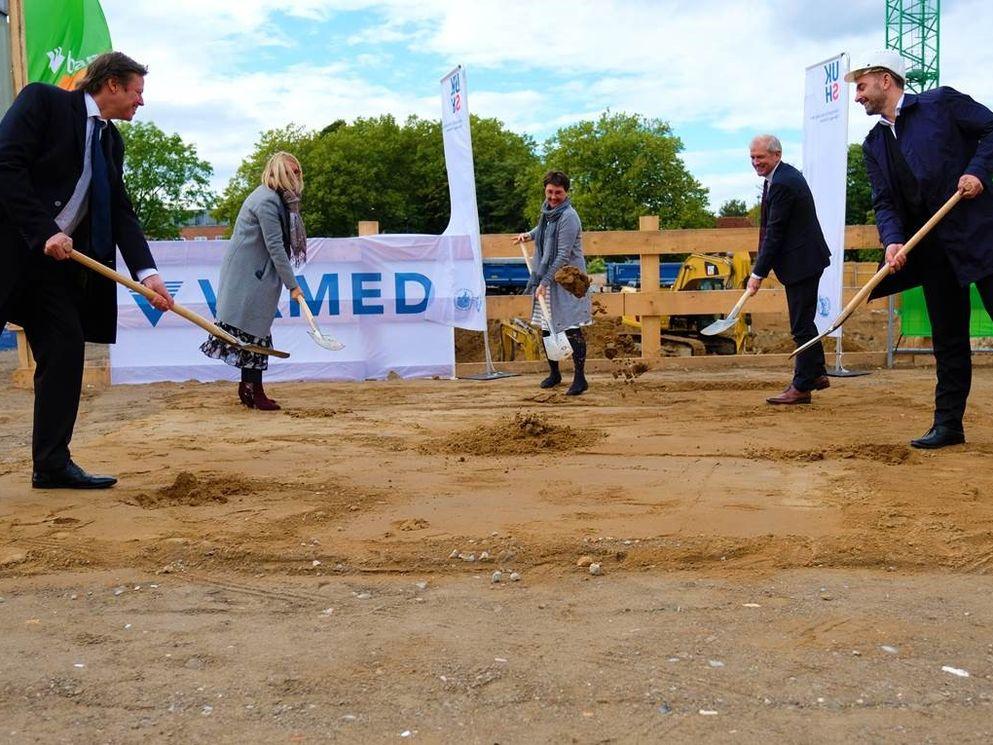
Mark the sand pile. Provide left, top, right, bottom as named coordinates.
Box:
left=746, top=443, right=911, bottom=465
left=421, top=412, right=602, bottom=456
left=131, top=472, right=244, bottom=509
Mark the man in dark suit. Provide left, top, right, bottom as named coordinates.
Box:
left=0, top=52, right=173, bottom=488
left=747, top=134, right=832, bottom=405
left=848, top=50, right=993, bottom=449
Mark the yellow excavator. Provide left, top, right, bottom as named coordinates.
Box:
left=498, top=251, right=754, bottom=360
left=620, top=251, right=754, bottom=356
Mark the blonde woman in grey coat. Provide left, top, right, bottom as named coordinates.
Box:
left=200, top=152, right=306, bottom=410
left=516, top=170, right=592, bottom=395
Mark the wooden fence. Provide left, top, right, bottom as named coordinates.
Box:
left=7, top=220, right=886, bottom=385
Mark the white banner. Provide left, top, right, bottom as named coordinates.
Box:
left=108, top=235, right=479, bottom=384
left=802, top=53, right=849, bottom=337
left=440, top=65, right=487, bottom=332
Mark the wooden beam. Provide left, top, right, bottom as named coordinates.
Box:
left=8, top=0, right=26, bottom=93
left=638, top=216, right=661, bottom=359
left=481, top=224, right=883, bottom=258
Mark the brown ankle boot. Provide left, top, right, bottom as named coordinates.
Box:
left=252, top=382, right=281, bottom=411
left=238, top=382, right=255, bottom=408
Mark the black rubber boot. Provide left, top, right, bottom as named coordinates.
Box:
left=539, top=331, right=562, bottom=388
left=565, top=329, right=588, bottom=396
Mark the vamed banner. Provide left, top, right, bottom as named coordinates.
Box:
left=802, top=53, right=849, bottom=337
left=24, top=0, right=112, bottom=89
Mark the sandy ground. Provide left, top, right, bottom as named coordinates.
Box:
left=2, top=345, right=993, bottom=743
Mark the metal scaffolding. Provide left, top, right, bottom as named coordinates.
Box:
left=885, top=0, right=940, bottom=92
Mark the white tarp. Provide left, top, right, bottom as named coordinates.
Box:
left=440, top=65, right=487, bottom=332
left=109, top=235, right=480, bottom=384
left=802, top=52, right=849, bottom=337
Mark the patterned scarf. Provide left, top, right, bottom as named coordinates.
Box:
left=279, top=188, right=308, bottom=267
left=533, top=197, right=571, bottom=278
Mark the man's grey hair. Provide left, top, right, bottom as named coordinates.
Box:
left=751, top=134, right=783, bottom=154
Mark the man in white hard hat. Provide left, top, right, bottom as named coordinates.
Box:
left=848, top=50, right=993, bottom=449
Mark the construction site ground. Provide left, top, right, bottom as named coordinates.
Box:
left=2, top=315, right=993, bottom=743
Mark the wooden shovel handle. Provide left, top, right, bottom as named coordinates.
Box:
left=518, top=242, right=556, bottom=329
left=69, top=250, right=288, bottom=357
left=789, top=189, right=963, bottom=359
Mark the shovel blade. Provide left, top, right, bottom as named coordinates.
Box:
left=700, top=315, right=739, bottom=336
left=543, top=332, right=573, bottom=361
left=308, top=330, right=345, bottom=351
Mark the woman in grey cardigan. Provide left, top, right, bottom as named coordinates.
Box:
left=200, top=152, right=306, bottom=410
left=516, top=170, right=592, bottom=395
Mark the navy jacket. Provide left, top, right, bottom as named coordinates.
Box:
left=753, top=161, right=831, bottom=285
left=0, top=83, right=154, bottom=343
left=864, top=86, right=993, bottom=296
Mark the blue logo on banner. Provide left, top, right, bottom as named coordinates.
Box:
left=454, top=288, right=479, bottom=313
left=817, top=295, right=831, bottom=317
left=131, top=281, right=184, bottom=326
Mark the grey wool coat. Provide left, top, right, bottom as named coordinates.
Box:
left=527, top=206, right=592, bottom=331
left=215, top=185, right=299, bottom=339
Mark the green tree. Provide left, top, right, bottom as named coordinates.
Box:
left=718, top=198, right=749, bottom=217
left=218, top=115, right=538, bottom=237
left=535, top=111, right=714, bottom=230
left=213, top=124, right=312, bottom=231
left=118, top=121, right=215, bottom=240
left=846, top=143, right=874, bottom=226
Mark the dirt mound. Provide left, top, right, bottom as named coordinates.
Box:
left=285, top=408, right=350, bottom=419
left=554, top=266, right=591, bottom=298
left=421, top=412, right=603, bottom=456
left=746, top=443, right=911, bottom=465
left=130, top=472, right=248, bottom=509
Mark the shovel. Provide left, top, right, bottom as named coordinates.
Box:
left=790, top=190, right=962, bottom=359
left=519, top=243, right=573, bottom=361
left=700, top=288, right=753, bottom=336
left=295, top=297, right=344, bottom=351
left=69, top=249, right=290, bottom=358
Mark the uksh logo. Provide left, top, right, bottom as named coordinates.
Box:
left=130, top=281, right=184, bottom=326
left=449, top=75, right=461, bottom=115
left=824, top=60, right=841, bottom=104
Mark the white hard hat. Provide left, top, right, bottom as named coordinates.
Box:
left=845, top=50, right=907, bottom=83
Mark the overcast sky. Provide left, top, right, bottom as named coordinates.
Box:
left=102, top=0, right=993, bottom=218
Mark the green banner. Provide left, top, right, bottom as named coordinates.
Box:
left=898, top=286, right=993, bottom=337
left=24, top=0, right=112, bottom=89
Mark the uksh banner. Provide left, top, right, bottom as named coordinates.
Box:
left=802, top=52, right=849, bottom=337
left=440, top=65, right=488, bottom=332
left=108, top=235, right=488, bottom=384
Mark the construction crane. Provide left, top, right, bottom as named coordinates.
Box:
left=885, top=0, right=940, bottom=92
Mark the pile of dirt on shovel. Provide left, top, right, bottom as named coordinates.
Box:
left=129, top=472, right=251, bottom=509
left=420, top=412, right=603, bottom=456
left=555, top=266, right=592, bottom=298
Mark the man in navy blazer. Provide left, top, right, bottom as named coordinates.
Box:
left=0, top=52, right=174, bottom=488
left=747, top=134, right=832, bottom=405
left=848, top=50, right=993, bottom=449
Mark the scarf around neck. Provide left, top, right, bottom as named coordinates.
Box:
left=278, top=188, right=308, bottom=267
left=533, top=197, right=571, bottom=274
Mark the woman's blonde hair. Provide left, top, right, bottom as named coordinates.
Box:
left=261, top=152, right=304, bottom=193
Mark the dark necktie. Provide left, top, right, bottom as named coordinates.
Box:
left=757, top=179, right=769, bottom=251
left=89, top=118, right=113, bottom=261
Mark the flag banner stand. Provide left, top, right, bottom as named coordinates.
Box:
left=439, top=65, right=516, bottom=381
left=803, top=52, right=867, bottom=377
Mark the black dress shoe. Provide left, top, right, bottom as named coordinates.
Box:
left=910, top=425, right=965, bottom=450
left=32, top=460, right=117, bottom=489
